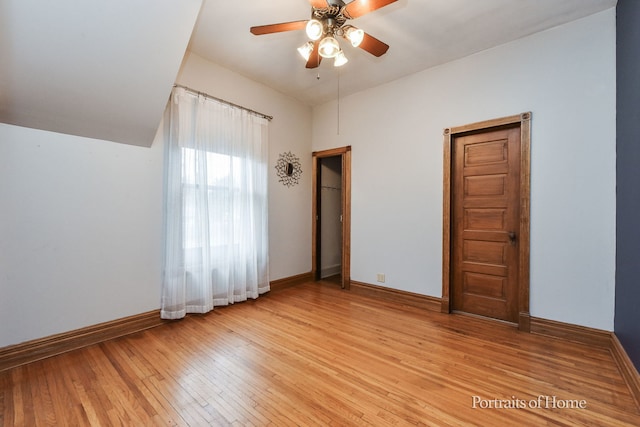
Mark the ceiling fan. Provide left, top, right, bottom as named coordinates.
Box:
left=250, top=0, right=397, bottom=68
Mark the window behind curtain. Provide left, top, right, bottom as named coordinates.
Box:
left=161, top=87, right=269, bottom=320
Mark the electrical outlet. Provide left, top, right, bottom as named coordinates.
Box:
left=376, top=273, right=385, bottom=283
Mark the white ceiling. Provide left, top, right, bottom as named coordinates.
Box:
left=0, top=0, right=617, bottom=146
left=189, top=0, right=616, bottom=106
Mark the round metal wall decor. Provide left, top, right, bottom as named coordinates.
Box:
left=275, top=151, right=302, bottom=187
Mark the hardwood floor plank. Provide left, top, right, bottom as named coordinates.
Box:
left=9, top=370, right=25, bottom=427
left=1, top=282, right=638, bottom=426
left=26, top=363, right=54, bottom=427
left=50, top=355, right=90, bottom=426
left=0, top=373, right=9, bottom=426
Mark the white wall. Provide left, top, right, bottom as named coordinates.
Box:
left=0, top=53, right=313, bottom=348
left=312, top=10, right=616, bottom=330
left=176, top=52, right=313, bottom=281
left=0, top=124, right=164, bottom=347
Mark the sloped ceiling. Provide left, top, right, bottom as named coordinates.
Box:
left=0, top=0, right=202, bottom=147
left=0, top=0, right=616, bottom=146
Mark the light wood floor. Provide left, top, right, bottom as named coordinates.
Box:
left=1, top=281, right=639, bottom=426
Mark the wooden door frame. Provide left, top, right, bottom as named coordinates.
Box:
left=441, top=113, right=531, bottom=331
left=312, top=146, right=351, bottom=289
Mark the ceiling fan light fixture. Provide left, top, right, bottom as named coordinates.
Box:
left=345, top=26, right=364, bottom=47
left=318, top=36, right=340, bottom=58
left=306, top=19, right=323, bottom=41
left=334, top=50, right=348, bottom=67
left=297, top=41, right=314, bottom=61
left=250, top=0, right=396, bottom=69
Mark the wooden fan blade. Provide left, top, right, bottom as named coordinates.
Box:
left=250, top=20, right=307, bottom=35
left=306, top=41, right=322, bottom=68
left=308, top=0, right=327, bottom=7
left=344, top=0, right=398, bottom=19
left=358, top=32, right=389, bottom=57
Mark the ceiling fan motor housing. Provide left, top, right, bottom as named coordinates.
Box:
left=313, top=6, right=348, bottom=31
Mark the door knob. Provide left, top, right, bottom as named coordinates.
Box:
left=508, top=231, right=517, bottom=245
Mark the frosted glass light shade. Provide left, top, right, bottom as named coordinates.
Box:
left=334, top=50, right=348, bottom=67
left=318, top=36, right=340, bottom=58
left=345, top=27, right=364, bottom=47
left=306, top=19, right=323, bottom=41
left=297, top=41, right=314, bottom=61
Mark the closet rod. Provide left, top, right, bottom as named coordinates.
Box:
left=173, top=84, right=273, bottom=121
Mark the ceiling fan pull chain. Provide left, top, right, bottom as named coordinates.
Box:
left=337, top=70, right=341, bottom=135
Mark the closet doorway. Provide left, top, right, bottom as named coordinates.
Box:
left=312, top=147, right=351, bottom=289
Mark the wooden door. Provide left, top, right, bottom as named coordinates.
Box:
left=451, top=125, right=521, bottom=323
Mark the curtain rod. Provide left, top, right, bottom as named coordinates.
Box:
left=173, top=84, right=273, bottom=121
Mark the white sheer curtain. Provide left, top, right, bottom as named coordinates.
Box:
left=161, top=87, right=269, bottom=320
